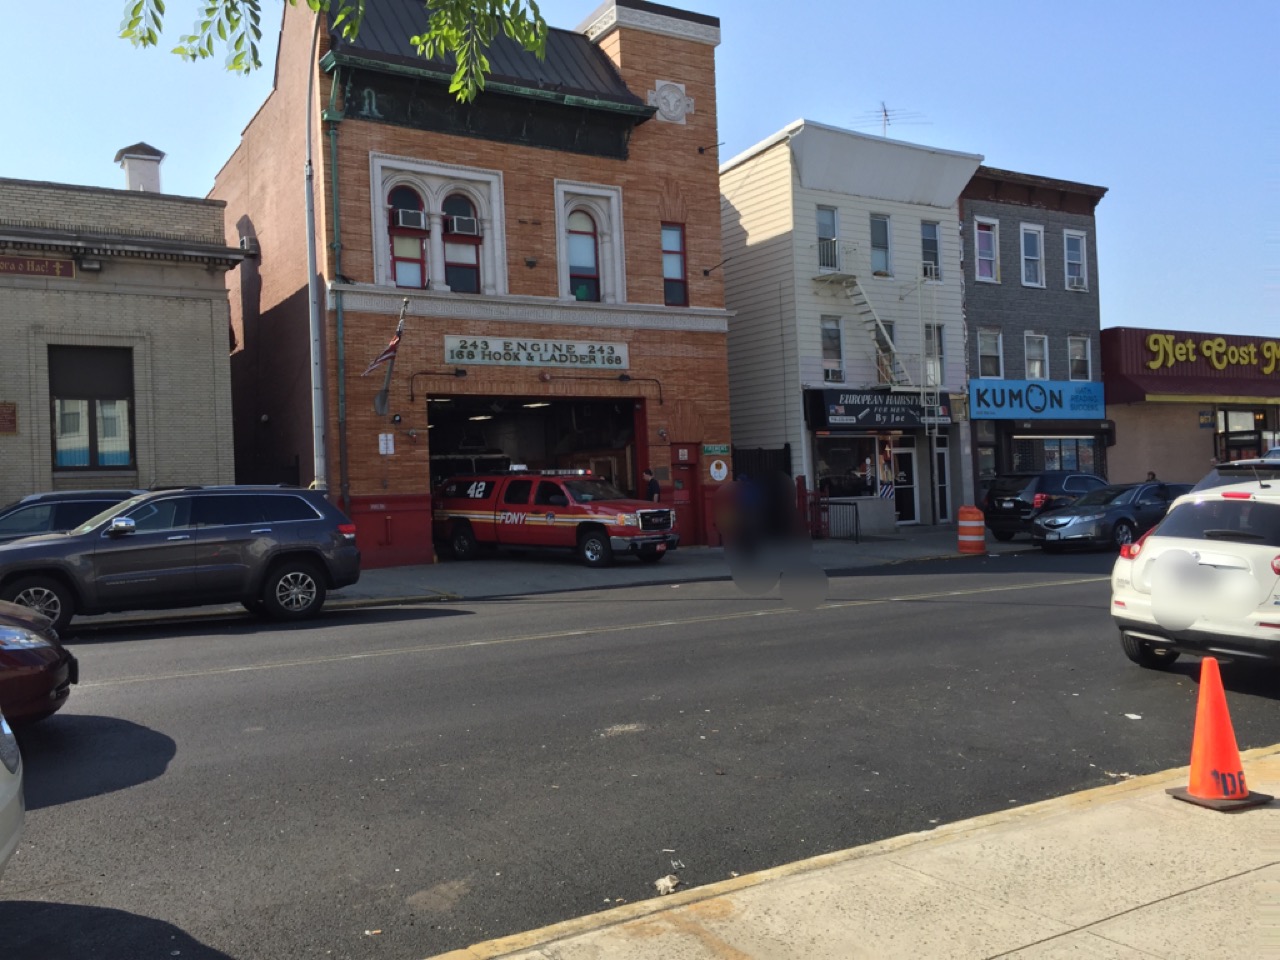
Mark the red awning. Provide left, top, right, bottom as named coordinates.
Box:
left=1106, top=372, right=1280, bottom=404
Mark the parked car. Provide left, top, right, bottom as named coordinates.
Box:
left=0, top=490, right=143, bottom=545
left=0, top=486, right=360, bottom=632
left=0, top=712, right=21, bottom=879
left=1263, top=447, right=1280, bottom=460
left=982, top=471, right=1108, bottom=541
left=1031, top=482, right=1193, bottom=551
left=1191, top=459, right=1280, bottom=493
left=0, top=600, right=77, bottom=724
left=1111, top=479, right=1280, bottom=669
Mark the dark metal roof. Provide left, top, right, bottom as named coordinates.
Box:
left=113, top=142, right=165, bottom=162
left=328, top=1, right=647, bottom=112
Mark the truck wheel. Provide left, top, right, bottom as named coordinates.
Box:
left=1, top=576, right=75, bottom=633
left=451, top=523, right=479, bottom=561
left=261, top=560, right=327, bottom=621
left=1120, top=631, right=1180, bottom=669
left=578, top=529, right=613, bottom=568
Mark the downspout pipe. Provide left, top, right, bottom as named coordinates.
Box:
left=325, top=59, right=351, bottom=516
left=304, top=12, right=327, bottom=489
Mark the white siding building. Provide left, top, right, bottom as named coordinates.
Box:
left=720, top=120, right=981, bottom=531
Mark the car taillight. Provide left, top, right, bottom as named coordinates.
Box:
left=1033, top=493, right=1048, bottom=508
left=1272, top=556, right=1280, bottom=576
left=338, top=523, right=358, bottom=540
left=1221, top=491, right=1254, bottom=500
left=1120, top=528, right=1155, bottom=561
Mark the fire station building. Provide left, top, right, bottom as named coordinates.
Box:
left=212, top=0, right=731, bottom=566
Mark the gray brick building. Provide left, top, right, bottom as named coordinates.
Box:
left=959, top=167, right=1110, bottom=494
left=0, top=145, right=244, bottom=505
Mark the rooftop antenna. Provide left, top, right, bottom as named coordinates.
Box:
left=849, top=103, right=931, bottom=138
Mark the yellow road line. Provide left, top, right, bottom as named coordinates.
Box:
left=79, top=575, right=1109, bottom=690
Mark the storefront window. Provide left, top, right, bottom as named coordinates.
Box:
left=1013, top=437, right=1097, bottom=474
left=814, top=437, right=879, bottom=496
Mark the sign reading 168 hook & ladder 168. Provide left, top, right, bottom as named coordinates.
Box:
left=444, top=336, right=630, bottom=369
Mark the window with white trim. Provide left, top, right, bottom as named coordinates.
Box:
left=817, top=206, right=839, bottom=270
left=371, top=154, right=507, bottom=295
left=870, top=214, right=891, bottom=275
left=442, top=193, right=481, bottom=294
left=387, top=185, right=427, bottom=288
left=555, top=180, right=625, bottom=303
left=1064, top=230, right=1088, bottom=290
left=921, top=221, right=940, bottom=280
left=1069, top=336, right=1091, bottom=380
left=1021, top=224, right=1044, bottom=287
left=975, top=217, right=999, bottom=282
left=978, top=329, right=1003, bottom=378
left=821, top=316, right=844, bottom=383
left=925, top=323, right=944, bottom=387
left=567, top=210, right=601, bottom=302
left=1025, top=334, right=1049, bottom=380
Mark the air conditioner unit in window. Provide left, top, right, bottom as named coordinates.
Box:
left=823, top=367, right=845, bottom=383
left=394, top=209, right=428, bottom=230
left=1067, top=277, right=1086, bottom=290
left=446, top=216, right=481, bottom=237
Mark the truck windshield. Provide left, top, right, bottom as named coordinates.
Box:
left=564, top=479, right=628, bottom=502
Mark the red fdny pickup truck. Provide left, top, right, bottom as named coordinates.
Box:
left=433, top=470, right=678, bottom=567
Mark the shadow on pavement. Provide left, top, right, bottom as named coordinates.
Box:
left=64, top=604, right=473, bottom=645
left=0, top=901, right=234, bottom=960
left=15, top=715, right=176, bottom=810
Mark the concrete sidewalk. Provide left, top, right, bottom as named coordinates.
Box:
left=430, top=747, right=1279, bottom=959
left=346, top=525, right=1034, bottom=605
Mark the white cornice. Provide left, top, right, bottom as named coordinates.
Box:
left=327, top=283, right=729, bottom=334
left=579, top=5, right=720, bottom=47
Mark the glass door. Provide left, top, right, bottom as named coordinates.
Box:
left=892, top=441, right=918, bottom=524
left=933, top=436, right=950, bottom=522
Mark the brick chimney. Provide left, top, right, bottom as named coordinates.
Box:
left=114, top=142, right=165, bottom=192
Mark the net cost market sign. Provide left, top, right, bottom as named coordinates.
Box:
left=445, top=336, right=629, bottom=369
left=1146, top=332, right=1280, bottom=376
left=969, top=380, right=1104, bottom=420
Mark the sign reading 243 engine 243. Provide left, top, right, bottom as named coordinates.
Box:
left=445, top=336, right=629, bottom=369
left=969, top=380, right=1105, bottom=420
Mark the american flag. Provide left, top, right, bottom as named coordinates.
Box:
left=362, top=333, right=400, bottom=377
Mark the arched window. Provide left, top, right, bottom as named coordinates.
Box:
left=567, top=210, right=600, bottom=302
left=388, top=186, right=427, bottom=288
left=442, top=193, right=481, bottom=294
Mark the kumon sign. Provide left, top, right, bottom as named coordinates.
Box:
left=968, top=380, right=1105, bottom=420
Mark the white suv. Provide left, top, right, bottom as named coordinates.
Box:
left=0, top=714, right=22, bottom=877
left=1111, top=478, right=1280, bottom=669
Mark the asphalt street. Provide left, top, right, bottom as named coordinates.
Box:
left=2, top=551, right=1277, bottom=960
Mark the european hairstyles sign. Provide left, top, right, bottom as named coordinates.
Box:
left=969, top=380, right=1105, bottom=420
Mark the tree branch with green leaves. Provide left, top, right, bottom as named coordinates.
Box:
left=119, top=0, right=547, bottom=102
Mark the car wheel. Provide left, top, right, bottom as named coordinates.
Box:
left=991, top=530, right=1015, bottom=542
left=261, top=561, right=327, bottom=621
left=1112, top=520, right=1136, bottom=549
left=578, top=529, right=613, bottom=568
left=1, top=576, right=75, bottom=632
left=1120, top=631, right=1180, bottom=669
left=451, top=522, right=479, bottom=561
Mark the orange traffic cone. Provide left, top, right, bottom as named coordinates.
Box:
left=1167, top=657, right=1273, bottom=811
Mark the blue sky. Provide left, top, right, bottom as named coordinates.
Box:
left=5, top=0, right=1276, bottom=338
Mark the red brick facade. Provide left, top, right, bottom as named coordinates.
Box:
left=211, top=2, right=730, bottom=566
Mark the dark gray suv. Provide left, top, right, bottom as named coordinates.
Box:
left=0, top=487, right=360, bottom=631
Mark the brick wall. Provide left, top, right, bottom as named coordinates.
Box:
left=0, top=178, right=227, bottom=244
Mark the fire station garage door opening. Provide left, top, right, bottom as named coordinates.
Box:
left=427, top=395, right=639, bottom=495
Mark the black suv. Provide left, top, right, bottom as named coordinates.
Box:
left=0, top=490, right=144, bottom=545
left=0, top=486, right=360, bottom=631
left=982, top=471, right=1107, bottom=541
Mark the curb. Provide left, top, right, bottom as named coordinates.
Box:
left=426, top=744, right=1280, bottom=960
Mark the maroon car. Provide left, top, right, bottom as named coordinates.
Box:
left=0, top=600, right=77, bottom=724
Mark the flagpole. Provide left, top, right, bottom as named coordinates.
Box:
left=373, top=298, right=409, bottom=416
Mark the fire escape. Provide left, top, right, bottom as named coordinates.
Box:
left=813, top=240, right=945, bottom=437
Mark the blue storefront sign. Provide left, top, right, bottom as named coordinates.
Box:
left=969, top=380, right=1105, bottom=420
